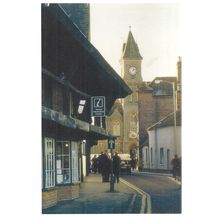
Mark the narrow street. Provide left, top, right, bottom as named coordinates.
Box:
left=122, top=172, right=181, bottom=213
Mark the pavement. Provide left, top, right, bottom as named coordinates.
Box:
left=42, top=171, right=180, bottom=214
left=42, top=173, right=145, bottom=214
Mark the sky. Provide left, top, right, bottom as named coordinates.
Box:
left=90, top=3, right=180, bottom=82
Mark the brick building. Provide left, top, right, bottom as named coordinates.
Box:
left=138, top=58, right=182, bottom=168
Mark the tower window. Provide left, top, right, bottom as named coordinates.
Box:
left=129, top=94, right=133, bottom=102
left=112, top=121, right=120, bottom=136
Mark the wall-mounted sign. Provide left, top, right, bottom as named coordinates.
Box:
left=91, top=96, right=105, bottom=117
left=108, top=137, right=116, bottom=149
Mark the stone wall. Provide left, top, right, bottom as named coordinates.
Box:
left=57, top=185, right=80, bottom=201
left=42, top=189, right=58, bottom=209
left=42, top=185, right=80, bottom=209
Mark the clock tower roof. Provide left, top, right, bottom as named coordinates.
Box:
left=122, top=30, right=143, bottom=60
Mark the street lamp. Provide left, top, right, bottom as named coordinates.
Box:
left=154, top=80, right=177, bottom=155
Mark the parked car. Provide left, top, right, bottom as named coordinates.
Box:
left=120, top=159, right=131, bottom=174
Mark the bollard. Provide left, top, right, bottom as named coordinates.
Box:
left=110, top=148, right=114, bottom=192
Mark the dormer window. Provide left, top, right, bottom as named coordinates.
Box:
left=78, top=100, right=86, bottom=114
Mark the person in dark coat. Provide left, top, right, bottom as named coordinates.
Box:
left=171, top=154, right=179, bottom=180
left=177, top=156, right=181, bottom=181
left=102, top=151, right=111, bottom=182
left=98, top=152, right=104, bottom=174
left=91, top=155, right=98, bottom=174
left=113, top=152, right=121, bottom=183
left=131, top=157, right=136, bottom=171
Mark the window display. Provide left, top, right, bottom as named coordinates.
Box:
left=44, top=138, right=55, bottom=188
left=56, top=141, right=70, bottom=184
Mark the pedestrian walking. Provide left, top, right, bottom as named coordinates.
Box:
left=113, top=152, right=121, bottom=183
left=98, top=152, right=104, bottom=174
left=171, top=154, right=179, bottom=180
left=91, top=155, right=98, bottom=174
left=131, top=157, right=136, bottom=171
left=102, top=151, right=111, bottom=182
left=177, top=156, right=181, bottom=181
left=138, top=158, right=143, bottom=171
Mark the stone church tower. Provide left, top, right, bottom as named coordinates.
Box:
left=90, top=30, right=143, bottom=158
left=119, top=30, right=143, bottom=157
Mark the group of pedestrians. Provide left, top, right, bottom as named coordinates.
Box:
left=91, top=151, right=121, bottom=183
left=171, top=154, right=181, bottom=181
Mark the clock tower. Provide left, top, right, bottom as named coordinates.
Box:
left=120, top=29, right=143, bottom=158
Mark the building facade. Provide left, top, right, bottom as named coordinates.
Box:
left=42, top=4, right=131, bottom=209
left=143, top=110, right=181, bottom=171
left=138, top=58, right=182, bottom=165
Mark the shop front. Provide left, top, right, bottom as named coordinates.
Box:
left=42, top=138, right=81, bottom=209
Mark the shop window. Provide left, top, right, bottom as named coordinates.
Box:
left=56, top=141, right=71, bottom=184
left=71, top=142, right=79, bottom=183
left=160, top=148, right=164, bottom=165
left=44, top=138, right=55, bottom=188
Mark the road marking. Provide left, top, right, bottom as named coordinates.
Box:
left=168, top=177, right=181, bottom=185
left=121, top=178, right=152, bottom=213
left=127, top=194, right=137, bottom=213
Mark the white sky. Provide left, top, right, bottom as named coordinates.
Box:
left=90, top=3, right=180, bottom=82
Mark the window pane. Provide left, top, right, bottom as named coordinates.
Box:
left=72, top=141, right=79, bottom=183
left=57, top=174, right=63, bottom=184
left=63, top=170, right=70, bottom=183
left=56, top=142, right=62, bottom=155
left=79, top=100, right=86, bottom=105
left=56, top=141, right=70, bottom=185
left=113, top=121, right=120, bottom=136
left=78, top=105, right=84, bottom=114
left=64, top=156, right=70, bottom=168
left=160, top=148, right=164, bottom=164
left=44, top=138, right=55, bottom=188
left=63, top=143, right=69, bottom=154
left=56, top=157, right=62, bottom=176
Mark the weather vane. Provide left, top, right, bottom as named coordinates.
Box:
left=129, top=25, right=131, bottom=31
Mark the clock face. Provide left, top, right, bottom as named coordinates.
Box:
left=129, top=131, right=137, bottom=139
left=129, top=66, right=136, bottom=75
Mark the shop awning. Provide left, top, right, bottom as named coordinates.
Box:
left=42, top=106, right=109, bottom=140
